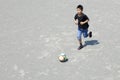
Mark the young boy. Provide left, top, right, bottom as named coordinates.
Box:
left=74, top=4, right=92, bottom=50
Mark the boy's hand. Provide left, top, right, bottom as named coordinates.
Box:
left=80, top=22, right=85, bottom=25
left=74, top=19, right=78, bottom=25
left=80, top=19, right=89, bottom=25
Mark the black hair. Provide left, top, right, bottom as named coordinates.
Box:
left=77, top=4, right=83, bottom=11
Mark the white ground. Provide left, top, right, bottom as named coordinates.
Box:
left=0, top=0, right=120, bottom=80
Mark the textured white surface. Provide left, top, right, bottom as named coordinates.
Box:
left=0, top=0, right=120, bottom=80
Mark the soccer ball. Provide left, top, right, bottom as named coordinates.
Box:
left=58, top=53, right=68, bottom=62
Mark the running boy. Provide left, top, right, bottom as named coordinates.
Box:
left=74, top=4, right=92, bottom=50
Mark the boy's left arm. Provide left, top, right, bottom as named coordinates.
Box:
left=80, top=19, right=89, bottom=25
left=80, top=15, right=89, bottom=25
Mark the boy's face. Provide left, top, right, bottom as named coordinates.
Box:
left=77, top=8, right=82, bottom=15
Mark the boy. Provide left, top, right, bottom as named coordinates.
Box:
left=74, top=4, right=92, bottom=50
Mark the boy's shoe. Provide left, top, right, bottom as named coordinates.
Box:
left=77, top=45, right=83, bottom=50
left=89, top=31, right=92, bottom=38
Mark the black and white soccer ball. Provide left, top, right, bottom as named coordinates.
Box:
left=58, top=53, right=68, bottom=62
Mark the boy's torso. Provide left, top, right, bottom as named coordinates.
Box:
left=75, top=13, right=89, bottom=29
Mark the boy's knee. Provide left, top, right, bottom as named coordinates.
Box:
left=84, top=34, right=88, bottom=38
left=77, top=35, right=81, bottom=40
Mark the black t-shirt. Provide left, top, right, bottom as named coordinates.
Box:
left=74, top=13, right=89, bottom=29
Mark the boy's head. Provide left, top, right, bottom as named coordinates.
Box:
left=76, top=4, right=83, bottom=15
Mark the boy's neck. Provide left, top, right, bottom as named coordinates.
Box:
left=78, top=13, right=83, bottom=16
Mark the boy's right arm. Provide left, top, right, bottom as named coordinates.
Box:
left=74, top=19, right=78, bottom=25
left=74, top=14, right=78, bottom=25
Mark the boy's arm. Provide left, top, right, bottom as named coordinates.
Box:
left=74, top=14, right=78, bottom=25
left=80, top=19, right=89, bottom=25
left=74, top=19, right=78, bottom=25
left=80, top=15, right=89, bottom=25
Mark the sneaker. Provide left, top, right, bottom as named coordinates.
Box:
left=89, top=31, right=92, bottom=38
left=77, top=45, right=83, bottom=50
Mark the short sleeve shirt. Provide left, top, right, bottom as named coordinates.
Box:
left=74, top=13, right=89, bottom=29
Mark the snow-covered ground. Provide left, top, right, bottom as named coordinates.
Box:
left=0, top=0, right=120, bottom=80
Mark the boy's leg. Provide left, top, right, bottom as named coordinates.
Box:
left=77, top=29, right=83, bottom=50
left=77, top=39, right=83, bottom=50
left=78, top=39, right=82, bottom=45
left=83, top=29, right=92, bottom=38
left=89, top=31, right=92, bottom=38
left=83, top=29, right=88, bottom=38
left=77, top=29, right=82, bottom=45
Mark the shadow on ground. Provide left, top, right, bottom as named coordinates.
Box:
left=84, top=40, right=100, bottom=47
